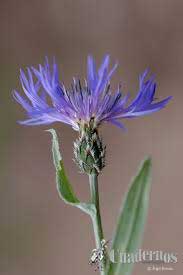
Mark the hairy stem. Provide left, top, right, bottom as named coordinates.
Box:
left=89, top=173, right=106, bottom=275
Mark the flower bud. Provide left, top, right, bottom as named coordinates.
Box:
left=74, top=126, right=106, bottom=175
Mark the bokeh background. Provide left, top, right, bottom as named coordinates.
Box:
left=1, top=1, right=182, bottom=274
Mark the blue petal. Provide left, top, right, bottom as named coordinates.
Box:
left=107, top=119, right=127, bottom=131
left=87, top=55, right=97, bottom=91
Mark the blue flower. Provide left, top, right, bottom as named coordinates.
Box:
left=13, top=55, right=172, bottom=131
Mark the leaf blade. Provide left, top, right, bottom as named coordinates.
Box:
left=108, top=158, right=152, bottom=275
left=47, top=129, right=96, bottom=216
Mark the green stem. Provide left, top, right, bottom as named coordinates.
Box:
left=89, top=173, right=106, bottom=275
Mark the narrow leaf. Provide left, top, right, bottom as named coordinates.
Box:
left=47, top=129, right=96, bottom=216
left=107, top=158, right=152, bottom=275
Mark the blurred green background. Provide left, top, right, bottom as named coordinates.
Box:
left=1, top=1, right=182, bottom=274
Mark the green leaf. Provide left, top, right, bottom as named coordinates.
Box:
left=47, top=129, right=96, bottom=216
left=107, top=158, right=152, bottom=275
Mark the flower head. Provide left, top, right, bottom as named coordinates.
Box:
left=13, top=55, right=171, bottom=132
